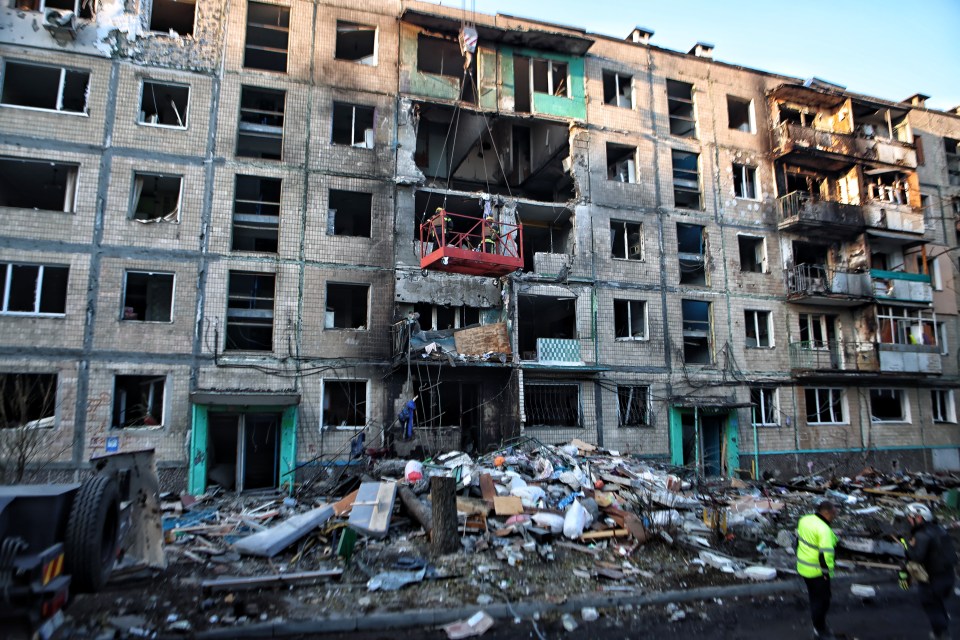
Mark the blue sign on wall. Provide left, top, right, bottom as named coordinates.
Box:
left=106, top=436, right=119, bottom=453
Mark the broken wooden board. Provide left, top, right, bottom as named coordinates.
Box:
left=580, top=528, right=629, bottom=541
left=862, top=488, right=941, bottom=502
left=493, top=496, right=524, bottom=516
left=570, top=438, right=597, bottom=452
left=453, top=322, right=511, bottom=355
left=333, top=489, right=359, bottom=517
left=624, top=513, right=649, bottom=544
left=479, top=474, right=497, bottom=502
left=201, top=569, right=343, bottom=592
left=349, top=482, right=397, bottom=538
left=232, top=504, right=334, bottom=558
left=456, top=496, right=491, bottom=516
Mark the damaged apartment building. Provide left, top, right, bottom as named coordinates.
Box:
left=1, top=0, right=959, bottom=491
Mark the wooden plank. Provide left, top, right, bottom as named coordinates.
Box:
left=453, top=322, right=511, bottom=355
left=348, top=482, right=397, bottom=538
left=479, top=474, right=497, bottom=502
left=493, top=496, right=524, bottom=515
left=333, top=489, right=359, bottom=517
left=456, top=496, right=491, bottom=516
left=570, top=438, right=597, bottom=452
left=862, top=488, right=941, bottom=502
left=579, top=528, right=629, bottom=541
left=556, top=541, right=600, bottom=556
left=201, top=569, right=343, bottom=593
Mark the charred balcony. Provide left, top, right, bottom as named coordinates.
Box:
left=788, top=340, right=879, bottom=376
left=777, top=191, right=864, bottom=236
left=785, top=264, right=872, bottom=307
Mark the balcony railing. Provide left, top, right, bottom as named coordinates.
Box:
left=774, top=122, right=917, bottom=169
left=870, top=269, right=932, bottom=304
left=786, top=264, right=872, bottom=302
left=877, top=343, right=942, bottom=375
left=788, top=341, right=879, bottom=373
left=777, top=191, right=864, bottom=232
left=535, top=338, right=582, bottom=364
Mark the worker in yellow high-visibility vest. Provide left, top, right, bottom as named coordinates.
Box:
left=796, top=501, right=839, bottom=639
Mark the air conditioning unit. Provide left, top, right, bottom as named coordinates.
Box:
left=43, top=8, right=78, bottom=39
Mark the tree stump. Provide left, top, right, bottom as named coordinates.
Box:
left=430, top=476, right=459, bottom=555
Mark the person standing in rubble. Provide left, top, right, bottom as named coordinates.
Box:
left=901, top=502, right=957, bottom=640
left=796, top=501, right=839, bottom=639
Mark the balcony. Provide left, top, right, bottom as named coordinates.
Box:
left=786, top=264, right=872, bottom=306
left=789, top=341, right=879, bottom=374
left=877, top=343, right=942, bottom=375
left=870, top=269, right=932, bottom=305
left=862, top=185, right=924, bottom=235
left=774, top=122, right=917, bottom=169
left=777, top=191, right=864, bottom=236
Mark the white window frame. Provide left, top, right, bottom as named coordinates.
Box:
left=0, top=60, right=89, bottom=116
left=112, top=374, right=166, bottom=429
left=727, top=95, right=756, bottom=134
left=750, top=387, right=779, bottom=427
left=936, top=322, right=949, bottom=355
left=614, top=299, right=648, bottom=341
left=121, top=270, right=175, bottom=323
left=733, top=163, right=759, bottom=200
left=603, top=71, right=632, bottom=109
left=138, top=79, right=190, bottom=129
left=320, top=378, right=369, bottom=430
left=333, top=103, right=375, bottom=149
left=529, top=58, right=570, bottom=98
left=745, top=309, right=773, bottom=348
left=869, top=388, right=910, bottom=423
left=130, top=171, right=183, bottom=223
left=610, top=220, right=643, bottom=261
left=877, top=305, right=937, bottom=347
left=0, top=263, right=68, bottom=317
left=931, top=256, right=943, bottom=291
left=805, top=387, right=847, bottom=425
left=932, top=390, right=957, bottom=424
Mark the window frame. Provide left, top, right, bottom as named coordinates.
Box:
left=869, top=388, right=910, bottom=423
left=602, top=71, right=632, bottom=108
left=805, top=387, right=847, bottom=425
left=111, top=374, right=166, bottom=429
left=750, top=387, right=779, bottom=427
left=0, top=156, right=79, bottom=213
left=121, top=270, right=175, bottom=323
left=522, top=382, right=582, bottom=428
left=335, top=20, right=378, bottom=66
left=617, top=385, right=650, bottom=427
left=137, top=79, right=190, bottom=129
left=231, top=174, right=282, bottom=253
left=671, top=149, right=702, bottom=210
left=331, top=102, right=376, bottom=148
left=148, top=0, right=196, bottom=36
left=0, top=263, right=69, bottom=317
left=744, top=309, right=773, bottom=348
left=733, top=163, right=759, bottom=200
left=129, top=171, right=184, bottom=223
left=320, top=378, right=369, bottom=430
left=610, top=219, right=643, bottom=261
left=225, top=270, right=276, bottom=352
left=613, top=298, right=648, bottom=341
left=666, top=79, right=696, bottom=138
left=726, top=95, right=756, bottom=134
left=324, top=282, right=371, bottom=330
left=529, top=58, right=570, bottom=98
left=0, top=59, right=90, bottom=116
left=932, top=389, right=957, bottom=424
left=737, top=234, right=767, bottom=273
left=243, top=1, right=291, bottom=73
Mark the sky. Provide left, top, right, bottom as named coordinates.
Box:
left=439, top=0, right=960, bottom=111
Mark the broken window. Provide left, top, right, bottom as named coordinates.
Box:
left=677, top=223, right=706, bottom=285
left=328, top=189, right=372, bottom=238
left=335, top=21, right=376, bottom=65
left=417, top=34, right=463, bottom=77
left=0, top=157, right=78, bottom=213
left=531, top=58, right=568, bottom=97
left=244, top=2, right=289, bottom=72
left=520, top=208, right=573, bottom=271
left=524, top=383, right=580, bottom=428
left=877, top=305, right=936, bottom=347
left=945, top=138, right=960, bottom=187
left=325, top=283, right=369, bottom=330
left=932, top=390, right=956, bottom=423
left=149, top=0, right=195, bottom=36
left=0, top=60, right=89, bottom=114
left=236, top=86, right=285, bottom=160
left=681, top=299, right=711, bottom=364
left=226, top=271, right=275, bottom=351
left=321, top=379, right=367, bottom=429
left=738, top=235, right=766, bottom=273
left=610, top=220, right=643, bottom=260
left=112, top=375, right=164, bottom=428
left=411, top=304, right=480, bottom=331
left=617, top=385, right=649, bottom=427
left=0, top=373, right=57, bottom=429
left=733, top=163, right=758, bottom=199
left=139, top=80, right=188, bottom=127
left=603, top=71, right=632, bottom=108
left=606, top=143, right=637, bottom=183
left=131, top=172, right=181, bottom=222
left=232, top=174, right=280, bottom=252
left=332, top=102, right=374, bottom=148
left=870, top=388, right=908, bottom=422
left=0, top=263, right=68, bottom=316
left=122, top=271, right=173, bottom=322
left=805, top=387, right=845, bottom=424
left=727, top=95, right=755, bottom=133
left=666, top=79, right=695, bottom=138
left=517, top=295, right=576, bottom=361
left=672, top=150, right=701, bottom=209
left=750, top=387, right=778, bottom=426
left=614, top=299, right=647, bottom=340
left=18, top=0, right=93, bottom=19
left=937, top=322, right=948, bottom=356
left=744, top=309, right=772, bottom=348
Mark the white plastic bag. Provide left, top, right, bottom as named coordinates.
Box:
left=532, top=512, right=565, bottom=534
left=404, top=460, right=423, bottom=482
left=563, top=499, right=592, bottom=539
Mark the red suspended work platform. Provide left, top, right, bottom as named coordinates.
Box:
left=419, top=210, right=524, bottom=277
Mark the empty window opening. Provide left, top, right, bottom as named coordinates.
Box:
left=112, top=375, right=164, bottom=428
left=417, top=34, right=464, bottom=78
left=328, top=189, right=372, bottom=238
left=139, top=80, right=188, bottom=127
left=744, top=309, right=772, bottom=348
left=206, top=412, right=280, bottom=492
left=415, top=381, right=478, bottom=430
left=131, top=172, right=181, bottom=222
left=322, top=379, right=367, bottom=429
left=531, top=58, right=568, bottom=98
left=946, top=138, right=960, bottom=187
left=325, top=283, right=369, bottom=330
left=611, top=220, right=643, bottom=261
left=237, top=86, right=285, bottom=160
left=517, top=295, right=576, bottom=361
left=226, top=271, right=275, bottom=351
left=805, top=387, right=845, bottom=424
left=0, top=61, right=89, bottom=114
left=524, top=383, right=580, bottom=427
left=244, top=2, right=289, bottom=72
left=513, top=55, right=531, bottom=113
left=520, top=209, right=573, bottom=272
left=868, top=170, right=910, bottom=204
left=122, top=271, right=173, bottom=322
left=336, top=21, right=376, bottom=65
left=733, top=163, right=758, bottom=199
left=666, top=79, right=695, bottom=137
left=411, top=303, right=480, bottom=331
left=614, top=299, right=647, bottom=340
left=0, top=157, right=78, bottom=213
left=0, top=373, right=57, bottom=429
left=149, top=0, right=195, bottom=35
left=738, top=235, right=766, bottom=273
left=603, top=71, right=632, bottom=108
left=932, top=390, right=956, bottom=423
left=332, top=102, right=374, bottom=148
left=618, top=385, right=649, bottom=427
left=19, top=0, right=93, bottom=19
left=681, top=299, right=711, bottom=364
left=750, top=387, right=778, bottom=426
left=0, top=263, right=68, bottom=316
left=727, top=95, right=755, bottom=133
left=232, top=174, right=280, bottom=252
left=870, top=388, right=907, bottom=422
left=672, top=150, right=701, bottom=209
left=677, top=223, right=706, bottom=285
left=606, top=143, right=637, bottom=182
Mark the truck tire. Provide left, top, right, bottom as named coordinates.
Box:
left=65, top=475, right=120, bottom=593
